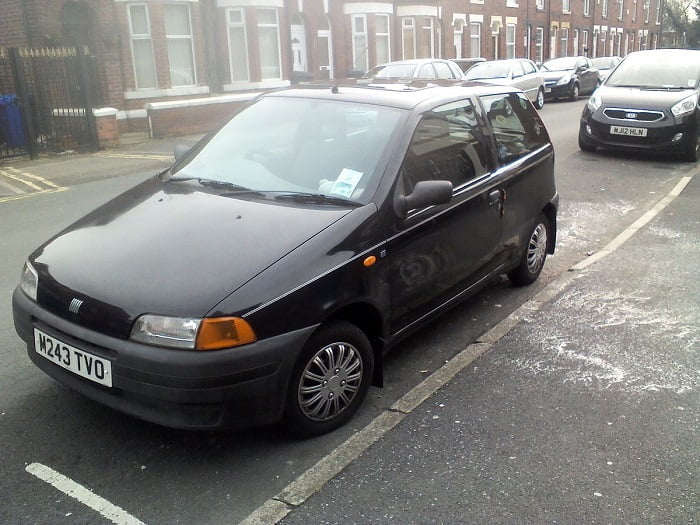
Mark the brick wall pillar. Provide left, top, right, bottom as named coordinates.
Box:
left=93, top=107, right=120, bottom=148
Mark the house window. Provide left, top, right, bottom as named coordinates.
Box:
left=536, top=0, right=544, bottom=8
left=582, top=30, right=589, bottom=55
left=164, top=4, right=196, bottom=87
left=257, top=8, right=281, bottom=80
left=352, top=15, right=368, bottom=71
left=602, top=0, right=609, bottom=17
left=550, top=27, right=557, bottom=58
left=128, top=4, right=156, bottom=89
left=563, top=0, right=571, bottom=12
left=600, top=31, right=607, bottom=56
left=619, top=0, right=625, bottom=19
left=470, top=22, right=481, bottom=57
left=227, top=8, right=249, bottom=82
left=573, top=29, right=579, bottom=55
left=644, top=0, right=650, bottom=22
left=584, top=0, right=590, bottom=16
left=656, top=0, right=662, bottom=24
left=560, top=28, right=569, bottom=57
left=420, top=17, right=435, bottom=58
left=506, top=0, right=518, bottom=7
left=535, top=27, right=544, bottom=64
left=633, top=0, right=637, bottom=21
left=402, top=18, right=416, bottom=59
left=376, top=14, right=391, bottom=65
left=506, top=24, right=516, bottom=59
left=454, top=19, right=464, bottom=59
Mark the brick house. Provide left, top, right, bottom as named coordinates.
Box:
left=1, top=0, right=665, bottom=139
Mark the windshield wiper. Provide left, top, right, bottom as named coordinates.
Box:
left=168, top=176, right=253, bottom=191
left=274, top=192, right=361, bottom=207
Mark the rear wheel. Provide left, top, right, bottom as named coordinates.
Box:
left=534, top=88, right=545, bottom=109
left=283, top=321, right=373, bottom=437
left=508, top=214, right=550, bottom=286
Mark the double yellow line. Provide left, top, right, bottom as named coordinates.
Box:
left=0, top=166, right=67, bottom=203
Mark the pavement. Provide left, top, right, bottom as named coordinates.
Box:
left=246, top=174, right=699, bottom=524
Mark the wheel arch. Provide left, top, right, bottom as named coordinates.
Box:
left=542, top=202, right=557, bottom=254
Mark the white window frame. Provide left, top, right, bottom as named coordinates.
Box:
left=454, top=19, right=464, bottom=59
left=506, top=24, right=516, bottom=59
left=560, top=27, right=569, bottom=57
left=656, top=0, right=662, bottom=24
left=351, top=14, right=368, bottom=71
left=582, top=30, right=589, bottom=55
left=375, top=14, right=391, bottom=65
left=536, top=0, right=544, bottom=9
left=164, top=3, right=196, bottom=87
left=421, top=17, right=435, bottom=58
left=226, top=8, right=249, bottom=83
left=402, top=18, right=416, bottom=60
left=619, top=0, right=625, bottom=20
left=535, top=27, right=544, bottom=64
left=127, top=3, right=157, bottom=89
left=644, top=0, right=650, bottom=23
left=573, top=29, right=579, bottom=55
left=584, top=0, right=591, bottom=17
left=602, top=0, right=609, bottom=17
left=257, top=8, right=282, bottom=81
left=563, top=0, right=571, bottom=13
left=470, top=22, right=481, bottom=58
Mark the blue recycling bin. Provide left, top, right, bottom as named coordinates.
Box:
left=0, top=94, right=25, bottom=148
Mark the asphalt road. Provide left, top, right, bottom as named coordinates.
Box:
left=0, top=99, right=696, bottom=524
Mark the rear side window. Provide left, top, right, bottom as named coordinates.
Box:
left=400, top=99, right=490, bottom=193
left=480, top=92, right=549, bottom=165
left=434, top=61, right=456, bottom=79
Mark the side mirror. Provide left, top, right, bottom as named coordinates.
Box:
left=394, top=180, right=453, bottom=219
left=174, top=144, right=191, bottom=161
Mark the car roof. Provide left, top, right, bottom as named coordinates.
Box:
left=263, top=83, right=520, bottom=110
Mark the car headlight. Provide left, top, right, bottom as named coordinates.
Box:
left=587, top=91, right=603, bottom=112
left=671, top=94, right=698, bottom=117
left=20, top=261, right=38, bottom=301
left=130, top=314, right=257, bottom=350
left=556, top=74, right=572, bottom=86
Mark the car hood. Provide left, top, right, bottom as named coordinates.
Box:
left=542, top=70, right=572, bottom=82
left=597, top=85, right=696, bottom=110
left=31, top=177, right=356, bottom=337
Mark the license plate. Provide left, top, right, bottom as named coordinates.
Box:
left=34, top=328, right=112, bottom=387
left=545, top=87, right=552, bottom=94
left=610, top=125, right=647, bottom=137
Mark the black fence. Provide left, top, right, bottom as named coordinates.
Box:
left=0, top=46, right=99, bottom=160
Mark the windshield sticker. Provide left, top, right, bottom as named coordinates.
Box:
left=330, top=169, right=363, bottom=198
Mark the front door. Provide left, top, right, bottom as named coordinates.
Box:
left=387, top=99, right=504, bottom=336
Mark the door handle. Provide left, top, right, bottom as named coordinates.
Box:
left=488, top=189, right=502, bottom=206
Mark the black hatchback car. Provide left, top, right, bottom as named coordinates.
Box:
left=13, top=84, right=558, bottom=436
left=541, top=56, right=600, bottom=101
left=579, top=49, right=700, bottom=161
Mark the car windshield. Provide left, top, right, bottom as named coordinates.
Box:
left=592, top=57, right=618, bottom=70
left=606, top=53, right=700, bottom=89
left=541, top=57, right=579, bottom=72
left=169, top=96, right=404, bottom=204
left=374, top=63, right=418, bottom=78
left=466, top=62, right=511, bottom=80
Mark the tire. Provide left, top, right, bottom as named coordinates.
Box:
left=569, top=83, right=580, bottom=101
left=682, top=128, right=699, bottom=162
left=534, top=88, right=545, bottom=109
left=283, top=320, right=374, bottom=437
left=508, top=214, right=550, bottom=287
left=578, top=128, right=597, bottom=152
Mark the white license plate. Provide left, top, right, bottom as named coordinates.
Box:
left=34, top=328, right=112, bottom=387
left=610, top=125, right=647, bottom=137
left=545, top=87, right=552, bottom=93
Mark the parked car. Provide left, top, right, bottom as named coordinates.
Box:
left=465, top=58, right=546, bottom=109
left=541, top=56, right=600, bottom=100
left=363, top=59, right=465, bottom=81
left=579, top=49, right=700, bottom=162
left=450, top=57, right=486, bottom=74
left=13, top=83, right=558, bottom=437
left=591, top=56, right=621, bottom=82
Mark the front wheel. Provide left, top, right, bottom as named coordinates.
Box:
left=578, top=128, right=597, bottom=152
left=682, top=128, right=699, bottom=162
left=569, top=83, right=580, bottom=101
left=534, top=88, right=545, bottom=109
left=508, top=214, right=550, bottom=286
left=283, top=321, right=374, bottom=437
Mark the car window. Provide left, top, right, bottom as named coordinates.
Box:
left=171, top=97, right=404, bottom=203
left=511, top=62, right=525, bottom=78
left=400, top=100, right=489, bottom=195
left=375, top=63, right=417, bottom=78
left=434, top=62, right=456, bottom=79
left=480, top=92, right=549, bottom=165
left=417, top=63, right=437, bottom=79
left=606, top=53, right=700, bottom=89
left=521, top=60, right=536, bottom=75
left=466, top=61, right=510, bottom=80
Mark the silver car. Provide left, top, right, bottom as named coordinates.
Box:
left=465, top=59, right=546, bottom=109
left=363, top=59, right=465, bottom=81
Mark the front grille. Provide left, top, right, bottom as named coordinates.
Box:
left=603, top=107, right=664, bottom=122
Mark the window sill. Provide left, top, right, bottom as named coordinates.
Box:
left=124, top=86, right=210, bottom=100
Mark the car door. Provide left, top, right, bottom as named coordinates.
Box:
left=386, top=99, right=505, bottom=336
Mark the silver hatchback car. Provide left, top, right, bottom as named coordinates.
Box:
left=465, top=59, right=546, bottom=109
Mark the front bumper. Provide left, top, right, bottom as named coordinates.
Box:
left=544, top=81, right=573, bottom=99
left=580, top=107, right=696, bottom=153
left=13, top=287, right=316, bottom=430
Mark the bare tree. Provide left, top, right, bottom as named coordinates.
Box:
left=664, top=0, right=700, bottom=48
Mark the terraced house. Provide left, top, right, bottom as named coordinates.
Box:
left=1, top=0, right=665, bottom=144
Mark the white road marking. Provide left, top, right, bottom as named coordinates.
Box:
left=25, top=463, right=145, bottom=525
left=94, top=152, right=172, bottom=161
left=241, top=169, right=696, bottom=525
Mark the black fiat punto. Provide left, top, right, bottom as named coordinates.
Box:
left=13, top=83, right=558, bottom=436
